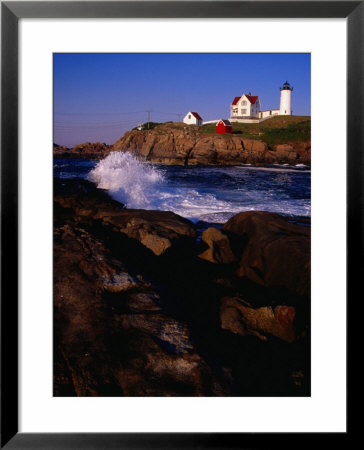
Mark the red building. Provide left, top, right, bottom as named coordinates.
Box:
left=216, top=119, right=233, bottom=134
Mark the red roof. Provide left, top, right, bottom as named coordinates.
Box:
left=191, top=112, right=203, bottom=120
left=245, top=95, right=259, bottom=104
left=231, top=94, right=259, bottom=105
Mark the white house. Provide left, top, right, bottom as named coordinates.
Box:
left=183, top=111, right=203, bottom=126
left=230, top=93, right=261, bottom=120
left=230, top=82, right=293, bottom=122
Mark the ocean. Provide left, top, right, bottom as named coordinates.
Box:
left=54, top=151, right=311, bottom=225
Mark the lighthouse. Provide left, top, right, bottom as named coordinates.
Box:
left=279, top=81, right=293, bottom=115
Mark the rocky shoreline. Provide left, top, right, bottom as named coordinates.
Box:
left=54, top=177, right=311, bottom=396
left=54, top=142, right=113, bottom=160
left=54, top=122, right=311, bottom=166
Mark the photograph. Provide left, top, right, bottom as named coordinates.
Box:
left=53, top=52, right=311, bottom=397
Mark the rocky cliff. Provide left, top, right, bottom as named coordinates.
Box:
left=54, top=122, right=311, bottom=166
left=113, top=123, right=311, bottom=166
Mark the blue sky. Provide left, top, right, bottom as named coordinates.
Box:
left=54, top=53, right=311, bottom=147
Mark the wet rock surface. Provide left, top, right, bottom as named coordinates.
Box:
left=54, top=178, right=310, bottom=397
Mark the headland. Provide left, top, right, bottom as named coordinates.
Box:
left=54, top=116, right=311, bottom=166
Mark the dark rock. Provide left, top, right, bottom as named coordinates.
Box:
left=220, top=296, right=296, bottom=342
left=223, top=211, right=310, bottom=298
left=54, top=179, right=125, bottom=219
left=54, top=189, right=222, bottom=396
left=54, top=179, right=195, bottom=256
left=54, top=179, right=310, bottom=397
left=198, top=227, right=237, bottom=264
left=100, top=209, right=196, bottom=256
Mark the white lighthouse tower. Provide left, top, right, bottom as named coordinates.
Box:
left=279, top=81, right=293, bottom=115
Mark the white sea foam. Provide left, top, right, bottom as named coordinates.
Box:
left=86, top=151, right=310, bottom=222
left=88, top=151, right=163, bottom=209
left=238, top=165, right=311, bottom=173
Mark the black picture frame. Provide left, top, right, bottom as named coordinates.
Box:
left=1, top=1, right=360, bottom=448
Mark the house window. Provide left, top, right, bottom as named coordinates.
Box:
left=188, top=114, right=191, bottom=119
left=242, top=101, right=247, bottom=106
left=241, top=109, right=247, bottom=115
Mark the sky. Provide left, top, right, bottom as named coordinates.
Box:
left=54, top=53, right=311, bottom=147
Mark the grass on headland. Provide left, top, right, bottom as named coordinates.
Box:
left=132, top=122, right=164, bottom=130
left=202, top=115, right=311, bottom=147
left=131, top=116, right=311, bottom=148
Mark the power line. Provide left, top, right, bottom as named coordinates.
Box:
left=54, top=122, right=143, bottom=130
left=55, top=109, right=183, bottom=117
left=54, top=118, right=143, bottom=126
left=54, top=110, right=146, bottom=116
left=54, top=108, right=186, bottom=131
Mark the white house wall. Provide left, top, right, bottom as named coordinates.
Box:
left=260, top=109, right=280, bottom=118
left=231, top=95, right=261, bottom=119
left=183, top=112, right=199, bottom=125
left=250, top=100, right=260, bottom=118
left=239, top=95, right=251, bottom=116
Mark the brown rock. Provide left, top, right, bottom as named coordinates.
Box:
left=101, top=272, right=149, bottom=293
left=54, top=142, right=111, bottom=159
left=54, top=183, right=221, bottom=396
left=54, top=179, right=196, bottom=256
left=53, top=178, right=310, bottom=397
left=55, top=121, right=311, bottom=166
left=275, top=143, right=294, bottom=154
left=112, top=123, right=309, bottom=166
left=54, top=178, right=124, bottom=218
left=188, top=136, right=216, bottom=165
left=272, top=142, right=311, bottom=165
left=102, top=210, right=196, bottom=256
left=198, top=227, right=237, bottom=264
left=223, top=211, right=310, bottom=298
left=53, top=143, right=70, bottom=153
left=220, top=296, right=296, bottom=342
left=71, top=142, right=111, bottom=155
left=242, top=138, right=267, bottom=153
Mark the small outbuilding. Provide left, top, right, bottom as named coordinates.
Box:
left=216, top=119, right=232, bottom=134
left=183, top=111, right=203, bottom=126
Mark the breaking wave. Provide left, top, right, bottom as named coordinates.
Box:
left=84, top=151, right=311, bottom=222
left=88, top=152, right=163, bottom=209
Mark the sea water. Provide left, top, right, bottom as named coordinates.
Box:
left=54, top=151, right=311, bottom=224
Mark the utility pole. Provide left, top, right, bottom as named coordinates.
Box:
left=146, top=110, right=152, bottom=129
left=177, top=113, right=182, bottom=122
